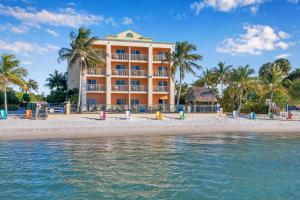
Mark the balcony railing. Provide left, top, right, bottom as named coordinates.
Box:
left=131, top=85, right=147, bottom=92
left=154, top=86, right=169, bottom=92
left=153, top=55, right=167, bottom=62
left=86, top=84, right=105, bottom=91
left=112, top=85, right=129, bottom=92
left=87, top=68, right=105, bottom=75
left=112, top=53, right=129, bottom=60
left=130, top=54, right=147, bottom=61
left=131, top=70, right=147, bottom=76
left=153, top=70, right=169, bottom=77
left=112, top=69, right=128, bottom=76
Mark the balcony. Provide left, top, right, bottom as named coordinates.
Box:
left=131, top=85, right=147, bottom=92
left=112, top=85, right=129, bottom=92
left=153, top=55, right=167, bottom=62
left=131, top=70, right=147, bottom=77
left=112, top=69, right=128, bottom=76
left=130, top=54, right=147, bottom=61
left=86, top=84, right=105, bottom=92
left=87, top=68, right=105, bottom=76
left=112, top=53, right=129, bottom=60
left=153, top=70, right=169, bottom=77
left=154, top=86, right=169, bottom=93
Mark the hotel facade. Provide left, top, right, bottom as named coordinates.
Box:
left=67, top=30, right=175, bottom=111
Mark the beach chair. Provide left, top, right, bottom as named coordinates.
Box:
left=179, top=111, right=187, bottom=120
left=25, top=110, right=33, bottom=119
left=156, top=111, right=163, bottom=120
left=0, top=110, right=7, bottom=120
left=286, top=112, right=294, bottom=121
left=100, top=111, right=106, bottom=120
left=250, top=112, right=256, bottom=120
left=125, top=111, right=131, bottom=120
left=268, top=112, right=275, bottom=120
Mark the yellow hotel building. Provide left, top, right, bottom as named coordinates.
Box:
left=67, top=30, right=175, bottom=111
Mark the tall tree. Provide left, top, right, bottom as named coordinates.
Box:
left=45, top=70, right=67, bottom=92
left=26, top=79, right=39, bottom=93
left=165, top=41, right=202, bottom=107
left=58, top=27, right=104, bottom=112
left=194, top=68, right=218, bottom=94
left=230, top=65, right=255, bottom=114
left=0, top=54, right=28, bottom=111
left=213, top=62, right=232, bottom=98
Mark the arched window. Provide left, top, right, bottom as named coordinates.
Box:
left=126, top=32, right=134, bottom=38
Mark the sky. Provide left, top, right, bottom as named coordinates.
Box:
left=0, top=0, right=300, bottom=94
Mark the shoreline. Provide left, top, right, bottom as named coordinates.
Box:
left=1, top=113, right=299, bottom=141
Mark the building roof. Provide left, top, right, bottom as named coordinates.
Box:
left=185, top=87, right=217, bottom=103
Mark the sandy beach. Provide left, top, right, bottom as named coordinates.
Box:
left=0, top=113, right=299, bottom=140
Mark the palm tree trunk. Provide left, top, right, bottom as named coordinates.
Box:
left=77, top=61, right=82, bottom=113
left=176, top=73, right=182, bottom=108
left=237, top=93, right=243, bottom=115
left=3, top=82, right=7, bottom=112
left=220, top=79, right=224, bottom=98
left=268, top=86, right=275, bottom=115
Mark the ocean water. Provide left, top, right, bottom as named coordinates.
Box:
left=0, top=133, right=300, bottom=200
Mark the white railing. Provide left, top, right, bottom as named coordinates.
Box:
left=86, top=84, right=105, bottom=91
left=153, top=70, right=169, bottom=77
left=131, top=70, right=147, bottom=76
left=112, top=85, right=129, bottom=92
left=130, top=54, right=147, bottom=61
left=112, top=53, right=129, bottom=60
left=112, top=69, right=128, bottom=76
left=131, top=85, right=147, bottom=92
left=153, top=55, right=167, bottom=62
left=155, top=86, right=168, bottom=92
left=87, top=68, right=105, bottom=75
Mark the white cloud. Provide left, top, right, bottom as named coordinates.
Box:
left=105, top=17, right=118, bottom=27
left=0, top=23, right=29, bottom=34
left=275, top=53, right=291, bottom=59
left=46, top=29, right=59, bottom=37
left=250, top=5, right=259, bottom=14
left=217, top=24, right=293, bottom=55
left=287, top=0, right=299, bottom=3
left=0, top=4, right=107, bottom=28
left=122, top=17, right=133, bottom=25
left=0, top=40, right=59, bottom=55
left=278, top=31, right=290, bottom=39
left=190, top=0, right=264, bottom=14
left=45, top=43, right=59, bottom=50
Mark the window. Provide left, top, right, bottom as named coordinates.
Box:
left=158, top=66, right=167, bottom=71
left=116, top=49, right=125, bottom=54
left=87, top=79, right=96, bottom=84
left=117, top=99, right=126, bottom=105
left=116, top=80, right=125, bottom=85
left=131, top=50, right=140, bottom=54
left=87, top=98, right=96, bottom=105
left=158, top=81, right=167, bottom=86
left=158, top=52, right=166, bottom=56
left=126, top=32, right=134, bottom=38
left=116, top=65, right=126, bottom=70
left=131, top=65, right=140, bottom=70
left=131, top=80, right=140, bottom=86
left=159, top=99, right=167, bottom=105
left=131, top=99, right=140, bottom=105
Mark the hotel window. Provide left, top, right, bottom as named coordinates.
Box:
left=131, top=50, right=140, bottom=54
left=116, top=80, right=125, bottom=85
left=116, top=99, right=126, bottom=105
left=131, top=65, right=140, bottom=70
left=131, top=99, right=140, bottom=105
left=87, top=79, right=96, bottom=84
left=158, top=66, right=167, bottom=71
left=116, top=49, right=125, bottom=54
left=87, top=98, right=96, bottom=105
left=158, top=52, right=166, bottom=56
left=159, top=99, right=167, bottom=105
left=131, top=80, right=140, bottom=86
left=158, top=81, right=167, bottom=86
left=116, top=65, right=126, bottom=70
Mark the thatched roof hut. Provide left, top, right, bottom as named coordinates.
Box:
left=185, top=87, right=217, bottom=103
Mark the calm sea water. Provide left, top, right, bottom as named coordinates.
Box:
left=0, top=133, right=300, bottom=200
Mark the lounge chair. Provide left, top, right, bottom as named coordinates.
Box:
left=156, top=111, right=163, bottom=120
left=25, top=110, right=33, bottom=119
left=0, top=110, right=7, bottom=120
left=100, top=111, right=106, bottom=120
left=179, top=111, right=187, bottom=120
left=286, top=112, right=294, bottom=121
left=268, top=112, right=275, bottom=120
left=250, top=112, right=256, bottom=120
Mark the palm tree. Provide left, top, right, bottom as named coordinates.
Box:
left=194, top=68, right=218, bottom=94
left=26, top=79, right=39, bottom=93
left=259, top=62, right=286, bottom=115
left=165, top=41, right=202, bottom=107
left=230, top=65, right=255, bottom=114
left=213, top=62, right=232, bottom=98
left=58, top=27, right=104, bottom=112
left=0, top=54, right=28, bottom=111
left=45, top=70, right=67, bottom=92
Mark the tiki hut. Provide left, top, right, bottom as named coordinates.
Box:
left=185, top=87, right=217, bottom=104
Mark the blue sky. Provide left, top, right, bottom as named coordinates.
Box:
left=0, top=0, right=300, bottom=94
